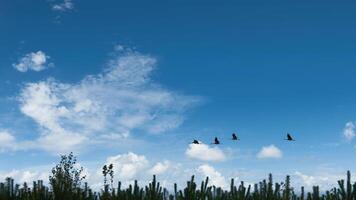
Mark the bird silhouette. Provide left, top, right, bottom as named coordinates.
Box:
left=285, top=133, right=295, bottom=141
left=192, top=140, right=200, bottom=144
left=232, top=133, right=239, bottom=140
left=212, top=137, right=220, bottom=145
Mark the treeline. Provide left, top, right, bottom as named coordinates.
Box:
left=0, top=153, right=354, bottom=200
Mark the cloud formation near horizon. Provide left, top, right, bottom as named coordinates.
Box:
left=197, top=164, right=227, bottom=188
left=105, top=152, right=149, bottom=181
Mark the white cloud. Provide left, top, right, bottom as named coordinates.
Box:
left=37, top=132, right=87, bottom=153
left=343, top=121, right=355, bottom=141
left=197, top=164, right=227, bottom=188
left=0, top=131, right=33, bottom=152
left=148, top=160, right=170, bottom=175
left=257, top=145, right=282, bottom=159
left=52, top=0, right=74, bottom=12
left=0, top=169, right=49, bottom=185
left=185, top=143, right=226, bottom=162
left=13, top=51, right=51, bottom=72
left=293, top=171, right=342, bottom=190
left=295, top=171, right=317, bottom=187
left=0, top=131, right=16, bottom=152
left=85, top=154, right=185, bottom=190
left=105, top=152, right=149, bottom=181
left=0, top=131, right=15, bottom=144
left=18, top=48, right=198, bottom=153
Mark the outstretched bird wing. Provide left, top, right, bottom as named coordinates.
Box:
left=287, top=134, right=293, bottom=140
left=232, top=133, right=238, bottom=140
left=214, top=137, right=220, bottom=144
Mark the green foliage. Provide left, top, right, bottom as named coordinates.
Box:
left=49, top=152, right=87, bottom=200
left=1, top=153, right=356, bottom=200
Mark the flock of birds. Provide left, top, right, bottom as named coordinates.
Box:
left=191, top=133, right=295, bottom=145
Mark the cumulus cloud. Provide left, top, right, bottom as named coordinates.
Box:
left=0, top=169, right=49, bottom=185
left=295, top=171, right=317, bottom=186
left=185, top=143, right=226, bottom=162
left=13, top=51, right=52, bottom=72
left=52, top=0, right=74, bottom=12
left=148, top=160, right=171, bottom=175
left=105, top=152, right=149, bottom=181
left=18, top=48, right=198, bottom=153
left=293, top=171, right=341, bottom=190
left=257, top=145, right=282, bottom=159
left=343, top=121, right=355, bottom=141
left=197, top=164, right=227, bottom=188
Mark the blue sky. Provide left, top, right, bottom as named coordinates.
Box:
left=1, top=0, right=356, bottom=190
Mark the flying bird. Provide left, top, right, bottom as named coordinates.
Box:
left=212, top=137, right=220, bottom=145
left=285, top=133, right=295, bottom=141
left=192, top=140, right=200, bottom=144
left=232, top=133, right=239, bottom=141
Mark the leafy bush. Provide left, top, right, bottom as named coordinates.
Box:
left=49, top=152, right=87, bottom=200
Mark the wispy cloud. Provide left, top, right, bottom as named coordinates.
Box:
left=257, top=145, right=282, bottom=159
left=0, top=131, right=17, bottom=152
left=13, top=51, right=52, bottom=72
left=185, top=143, right=226, bottom=162
left=343, top=121, right=355, bottom=141
left=0, top=131, right=37, bottom=152
left=52, top=0, right=74, bottom=12
left=17, top=47, right=199, bottom=154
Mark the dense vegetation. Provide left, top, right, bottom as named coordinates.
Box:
left=0, top=153, right=354, bottom=200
